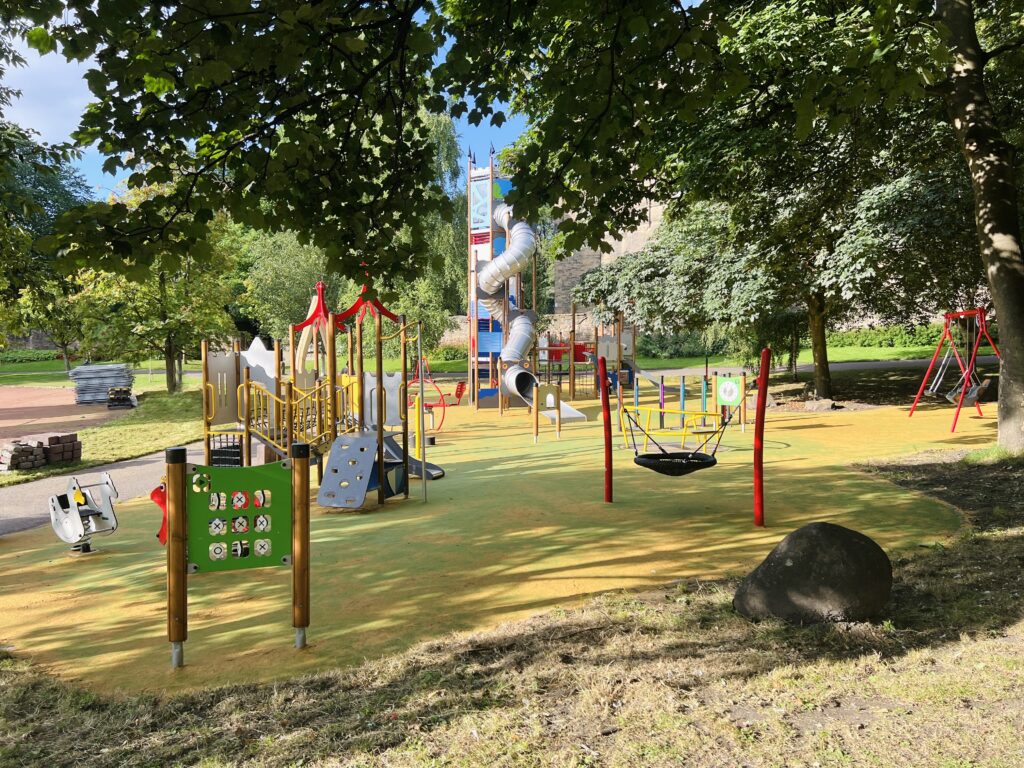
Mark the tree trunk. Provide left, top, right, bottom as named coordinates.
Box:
left=164, top=337, right=178, bottom=394
left=939, top=0, right=1024, bottom=450
left=806, top=292, right=832, bottom=398
left=61, top=343, right=71, bottom=372
left=790, top=328, right=800, bottom=382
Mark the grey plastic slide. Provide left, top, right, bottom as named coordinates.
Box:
left=477, top=203, right=541, bottom=403
left=382, top=435, right=445, bottom=480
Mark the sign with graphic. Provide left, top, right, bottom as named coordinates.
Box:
left=716, top=376, right=744, bottom=407
left=185, top=461, right=293, bottom=573
left=469, top=176, right=491, bottom=231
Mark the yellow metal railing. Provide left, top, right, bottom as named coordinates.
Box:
left=249, top=383, right=289, bottom=455
left=620, top=405, right=721, bottom=451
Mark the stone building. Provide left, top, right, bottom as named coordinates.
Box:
left=552, top=201, right=664, bottom=313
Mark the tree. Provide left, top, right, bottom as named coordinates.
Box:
left=24, top=2, right=453, bottom=285
left=77, top=252, right=236, bottom=392
left=441, top=0, right=1024, bottom=444
left=0, top=134, right=90, bottom=301
left=15, top=278, right=82, bottom=370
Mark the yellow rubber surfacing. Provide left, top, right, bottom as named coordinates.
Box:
left=0, top=400, right=992, bottom=694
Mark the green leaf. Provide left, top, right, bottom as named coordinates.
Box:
left=143, top=73, right=175, bottom=96
left=26, top=27, right=57, bottom=54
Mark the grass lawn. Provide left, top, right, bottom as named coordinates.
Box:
left=0, top=389, right=202, bottom=488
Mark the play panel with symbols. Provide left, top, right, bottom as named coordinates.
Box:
left=185, top=461, right=293, bottom=573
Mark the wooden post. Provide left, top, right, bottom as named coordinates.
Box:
left=291, top=442, right=311, bottom=647
left=327, top=314, right=337, bottom=443
left=288, top=327, right=296, bottom=382
left=166, top=446, right=188, bottom=669
left=400, top=314, right=409, bottom=499
left=200, top=340, right=211, bottom=464
left=242, top=366, right=252, bottom=466
left=569, top=303, right=577, bottom=401
left=273, top=339, right=283, bottom=442
left=556, top=384, right=562, bottom=439
left=533, top=382, right=540, bottom=444
left=375, top=311, right=386, bottom=506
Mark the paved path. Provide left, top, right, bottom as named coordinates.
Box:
left=0, top=442, right=204, bottom=536
left=634, top=355, right=1000, bottom=380
left=0, top=386, right=121, bottom=439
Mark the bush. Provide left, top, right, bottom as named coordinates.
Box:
left=637, top=331, right=728, bottom=360
left=431, top=344, right=468, bottom=362
left=0, top=349, right=65, bottom=364
left=826, top=323, right=946, bottom=348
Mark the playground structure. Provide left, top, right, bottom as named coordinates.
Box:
left=163, top=444, right=311, bottom=668
left=910, top=308, right=1001, bottom=432
left=464, top=153, right=587, bottom=423
left=200, top=283, right=439, bottom=509
left=534, top=307, right=637, bottom=402
left=48, top=473, right=119, bottom=554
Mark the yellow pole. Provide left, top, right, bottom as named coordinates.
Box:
left=291, top=442, right=310, bottom=648
left=284, top=381, right=293, bottom=450
left=741, top=372, right=748, bottom=432
left=166, top=446, right=187, bottom=668
left=414, top=393, right=422, bottom=457
left=242, top=366, right=252, bottom=466
left=400, top=314, right=409, bottom=499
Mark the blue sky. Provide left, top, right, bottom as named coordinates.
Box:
left=6, top=40, right=527, bottom=198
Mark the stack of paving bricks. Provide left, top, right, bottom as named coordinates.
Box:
left=0, top=441, right=46, bottom=472
left=44, top=433, right=82, bottom=465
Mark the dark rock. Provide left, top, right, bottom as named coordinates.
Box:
left=733, top=522, right=892, bottom=623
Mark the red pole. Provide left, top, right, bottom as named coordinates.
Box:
left=753, top=347, right=771, bottom=528
left=598, top=355, right=613, bottom=503
left=909, top=317, right=951, bottom=417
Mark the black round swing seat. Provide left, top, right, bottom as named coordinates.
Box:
left=634, top=451, right=717, bottom=476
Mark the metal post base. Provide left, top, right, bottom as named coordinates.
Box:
left=171, top=641, right=184, bottom=669
left=295, top=627, right=306, bottom=649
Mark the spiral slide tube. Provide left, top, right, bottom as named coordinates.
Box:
left=477, top=203, right=542, bottom=403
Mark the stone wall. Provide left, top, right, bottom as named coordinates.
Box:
left=438, top=312, right=609, bottom=348
left=553, top=201, right=665, bottom=313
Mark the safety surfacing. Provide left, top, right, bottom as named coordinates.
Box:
left=0, top=398, right=993, bottom=693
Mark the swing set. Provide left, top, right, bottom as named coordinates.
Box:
left=621, top=406, right=734, bottom=476
left=909, top=308, right=1000, bottom=432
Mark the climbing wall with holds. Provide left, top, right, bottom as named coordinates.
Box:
left=317, top=433, right=379, bottom=509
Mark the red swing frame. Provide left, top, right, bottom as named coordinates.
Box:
left=909, top=308, right=1000, bottom=432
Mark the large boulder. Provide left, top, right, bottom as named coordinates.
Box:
left=733, top=522, right=892, bottom=623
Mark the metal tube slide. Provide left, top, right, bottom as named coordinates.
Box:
left=478, top=203, right=540, bottom=402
